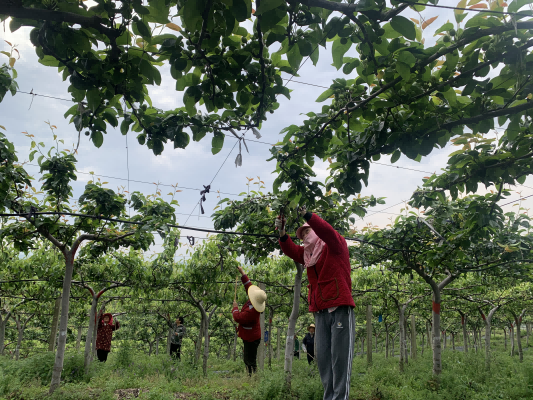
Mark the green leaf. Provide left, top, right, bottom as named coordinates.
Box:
left=231, top=0, right=252, bottom=22
left=441, top=87, right=457, bottom=106
left=390, top=16, right=416, bottom=40
left=287, top=44, right=303, bottom=71
left=173, top=130, right=190, bottom=149
left=396, top=61, right=411, bottom=81
left=517, top=175, right=527, bottom=184
left=91, top=131, right=104, bottom=148
left=391, top=150, right=401, bottom=164
left=332, top=38, right=351, bottom=70
left=398, top=51, right=416, bottom=66
left=434, top=22, right=454, bottom=36
left=134, top=20, right=152, bottom=39
left=297, top=39, right=314, bottom=57
left=255, top=0, right=283, bottom=15
left=314, top=89, right=333, bottom=103
left=183, top=0, right=206, bottom=29
left=86, top=89, right=101, bottom=112
left=212, top=132, right=225, bottom=155
left=184, top=86, right=202, bottom=115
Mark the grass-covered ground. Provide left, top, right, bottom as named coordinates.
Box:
left=1, top=335, right=533, bottom=400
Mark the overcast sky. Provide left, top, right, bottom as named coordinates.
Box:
left=1, top=3, right=532, bottom=259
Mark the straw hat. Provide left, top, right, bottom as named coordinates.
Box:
left=308, top=324, right=315, bottom=331
left=248, top=285, right=267, bottom=312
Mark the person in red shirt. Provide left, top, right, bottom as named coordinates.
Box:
left=231, top=265, right=267, bottom=375
left=96, top=313, right=120, bottom=362
left=276, top=207, right=355, bottom=400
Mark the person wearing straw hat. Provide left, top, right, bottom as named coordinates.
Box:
left=231, top=265, right=267, bottom=375
left=275, top=206, right=355, bottom=400
left=303, top=323, right=316, bottom=365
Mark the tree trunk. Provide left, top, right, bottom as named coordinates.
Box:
left=148, top=341, right=153, bottom=356
left=49, top=252, right=75, bottom=394
left=426, top=320, right=431, bottom=349
left=421, top=332, right=424, bottom=356
left=202, top=306, right=217, bottom=377
left=431, top=288, right=442, bottom=375
left=48, top=297, right=61, bottom=352
left=284, top=262, right=303, bottom=384
left=410, top=314, right=417, bottom=360
left=76, top=327, right=82, bottom=352
left=232, top=328, right=238, bottom=361
left=276, top=326, right=281, bottom=360
left=512, top=310, right=526, bottom=362
left=385, top=324, right=389, bottom=358
left=257, top=283, right=266, bottom=370
left=195, top=314, right=205, bottom=363
left=510, top=324, right=515, bottom=356
left=156, top=336, right=160, bottom=355
left=461, top=315, right=468, bottom=353
left=452, top=332, right=455, bottom=351
left=84, top=295, right=98, bottom=372
left=0, top=317, right=8, bottom=355
left=399, top=306, right=406, bottom=372
left=167, top=329, right=172, bottom=356
left=366, top=304, right=372, bottom=366
left=504, top=328, right=507, bottom=350
left=268, top=308, right=274, bottom=368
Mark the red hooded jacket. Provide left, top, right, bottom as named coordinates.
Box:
left=96, top=313, right=120, bottom=352
left=232, top=274, right=261, bottom=342
left=280, top=213, right=355, bottom=313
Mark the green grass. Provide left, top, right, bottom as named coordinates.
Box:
left=1, top=334, right=532, bottom=400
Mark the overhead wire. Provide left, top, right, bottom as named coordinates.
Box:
left=403, top=1, right=533, bottom=16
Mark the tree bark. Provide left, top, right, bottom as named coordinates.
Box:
left=452, top=332, right=455, bottom=351
left=76, top=327, right=83, bottom=352
left=267, top=307, right=274, bottom=368
left=48, top=297, right=61, bottom=352
left=84, top=295, right=98, bottom=372
left=510, top=323, right=515, bottom=356
left=398, top=306, right=406, bottom=372
left=49, top=251, right=75, bottom=394
left=366, top=304, right=372, bottom=365
left=431, top=289, right=442, bottom=375
left=511, top=310, right=527, bottom=362
left=385, top=323, right=389, bottom=358
left=284, top=262, right=303, bottom=384
left=232, top=328, right=238, bottom=361
left=410, top=314, right=417, bottom=360
left=461, top=314, right=468, bottom=353
left=276, top=326, right=281, bottom=360
left=504, top=327, right=507, bottom=350
left=258, top=283, right=266, bottom=370
left=196, top=313, right=205, bottom=363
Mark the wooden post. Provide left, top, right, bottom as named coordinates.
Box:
left=366, top=304, right=372, bottom=365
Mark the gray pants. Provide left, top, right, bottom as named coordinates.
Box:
left=314, top=306, right=355, bottom=400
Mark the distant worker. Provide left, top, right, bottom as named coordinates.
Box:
left=231, top=265, right=267, bottom=375
left=96, top=313, right=120, bottom=362
left=294, top=335, right=300, bottom=359
left=276, top=206, right=355, bottom=400
left=303, top=324, right=316, bottom=364
left=170, top=316, right=186, bottom=360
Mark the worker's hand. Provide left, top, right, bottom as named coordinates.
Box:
left=298, top=206, right=308, bottom=217
left=175, top=332, right=179, bottom=335
left=233, top=301, right=238, bottom=309
left=237, top=266, right=245, bottom=275
left=275, top=216, right=286, bottom=237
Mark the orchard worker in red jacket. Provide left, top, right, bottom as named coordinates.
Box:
left=276, top=207, right=355, bottom=400
left=96, top=313, right=120, bottom=362
left=231, top=265, right=267, bottom=375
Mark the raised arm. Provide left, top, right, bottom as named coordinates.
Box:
left=303, top=212, right=346, bottom=253
left=279, top=234, right=305, bottom=265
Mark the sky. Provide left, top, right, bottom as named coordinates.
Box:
left=1, top=2, right=532, bottom=259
